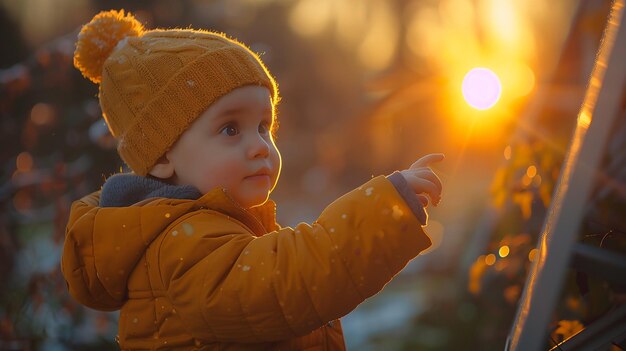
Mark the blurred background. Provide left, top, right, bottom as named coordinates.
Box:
left=1, top=0, right=624, bottom=350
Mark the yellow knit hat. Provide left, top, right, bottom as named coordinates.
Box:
left=74, top=10, right=278, bottom=176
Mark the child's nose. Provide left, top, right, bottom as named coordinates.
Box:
left=248, top=134, right=270, bottom=159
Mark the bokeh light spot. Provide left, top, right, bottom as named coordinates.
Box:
left=498, top=245, right=510, bottom=258
left=462, top=67, right=502, bottom=110
left=485, top=254, right=496, bottom=266
left=30, top=103, right=55, bottom=126
left=16, top=152, right=34, bottom=172
left=504, top=145, right=512, bottom=160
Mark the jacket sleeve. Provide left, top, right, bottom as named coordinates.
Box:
left=61, top=191, right=125, bottom=311
left=158, top=175, right=432, bottom=343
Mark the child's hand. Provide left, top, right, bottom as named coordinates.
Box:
left=399, top=153, right=444, bottom=207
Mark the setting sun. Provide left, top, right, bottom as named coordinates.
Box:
left=462, top=68, right=502, bottom=110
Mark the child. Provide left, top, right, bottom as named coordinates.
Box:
left=62, top=10, right=444, bottom=351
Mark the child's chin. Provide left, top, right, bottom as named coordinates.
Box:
left=244, top=194, right=270, bottom=209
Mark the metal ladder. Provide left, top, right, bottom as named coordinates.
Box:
left=505, top=0, right=626, bottom=350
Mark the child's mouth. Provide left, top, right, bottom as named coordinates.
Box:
left=245, top=174, right=271, bottom=183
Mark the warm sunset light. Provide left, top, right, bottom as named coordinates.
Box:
left=462, top=68, right=502, bottom=110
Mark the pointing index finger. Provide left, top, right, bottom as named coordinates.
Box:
left=410, top=153, right=445, bottom=169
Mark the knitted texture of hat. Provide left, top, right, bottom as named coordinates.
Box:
left=74, top=10, right=278, bottom=176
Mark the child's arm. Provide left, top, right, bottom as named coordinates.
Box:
left=158, top=156, right=443, bottom=343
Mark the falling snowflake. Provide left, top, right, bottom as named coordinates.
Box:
left=392, top=205, right=403, bottom=220
left=182, top=223, right=194, bottom=236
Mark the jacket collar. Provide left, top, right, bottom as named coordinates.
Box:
left=98, top=173, right=278, bottom=235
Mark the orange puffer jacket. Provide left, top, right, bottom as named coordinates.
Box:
left=62, top=175, right=432, bottom=350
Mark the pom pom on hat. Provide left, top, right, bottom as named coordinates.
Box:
left=74, top=10, right=144, bottom=83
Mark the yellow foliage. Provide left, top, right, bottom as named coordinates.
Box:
left=468, top=256, right=487, bottom=295
left=512, top=192, right=533, bottom=219
left=551, top=320, right=584, bottom=342
left=565, top=297, right=581, bottom=312
left=503, top=285, right=521, bottom=305
left=539, top=182, right=553, bottom=207
left=490, top=168, right=508, bottom=208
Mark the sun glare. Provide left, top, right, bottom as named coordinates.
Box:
left=462, top=68, right=502, bottom=110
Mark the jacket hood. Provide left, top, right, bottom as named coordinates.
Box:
left=61, top=173, right=276, bottom=311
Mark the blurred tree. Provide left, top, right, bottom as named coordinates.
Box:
left=0, top=6, right=29, bottom=69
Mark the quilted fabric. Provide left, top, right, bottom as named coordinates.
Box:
left=61, top=176, right=432, bottom=350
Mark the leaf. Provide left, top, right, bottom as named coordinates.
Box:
left=468, top=256, right=487, bottom=295
left=512, top=192, right=533, bottom=219
left=552, top=320, right=584, bottom=341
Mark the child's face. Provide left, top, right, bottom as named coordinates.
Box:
left=164, top=85, right=281, bottom=208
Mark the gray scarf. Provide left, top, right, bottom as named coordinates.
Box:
left=99, top=173, right=202, bottom=207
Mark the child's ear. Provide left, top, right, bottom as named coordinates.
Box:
left=148, top=154, right=175, bottom=179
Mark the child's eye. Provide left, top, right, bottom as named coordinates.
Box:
left=258, top=122, right=270, bottom=134
left=220, top=124, right=239, bottom=136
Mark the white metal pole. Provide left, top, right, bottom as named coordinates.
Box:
left=507, top=0, right=626, bottom=349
